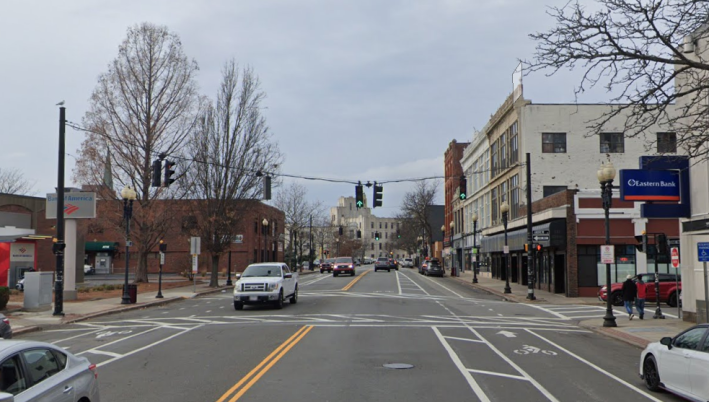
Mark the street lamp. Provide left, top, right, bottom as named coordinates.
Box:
left=598, top=162, right=618, bottom=327
left=501, top=201, right=511, bottom=294
left=472, top=212, right=479, bottom=284
left=120, top=185, right=137, bottom=305
left=262, top=218, right=269, bottom=262
left=450, top=221, right=456, bottom=276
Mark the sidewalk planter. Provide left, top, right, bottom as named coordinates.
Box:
left=123, top=284, right=138, bottom=304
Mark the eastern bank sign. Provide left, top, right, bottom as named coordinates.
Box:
left=619, top=170, right=680, bottom=201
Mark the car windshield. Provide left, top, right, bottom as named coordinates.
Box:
left=242, top=265, right=282, bottom=278
left=326, top=259, right=336, bottom=263
left=336, top=257, right=351, bottom=263
left=377, top=258, right=388, bottom=261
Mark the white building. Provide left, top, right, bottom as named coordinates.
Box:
left=330, top=196, right=408, bottom=259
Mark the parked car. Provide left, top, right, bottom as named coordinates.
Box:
left=374, top=257, right=391, bottom=272
left=333, top=257, right=356, bottom=277
left=0, top=314, right=11, bottom=339
left=402, top=258, right=414, bottom=268
left=233, top=263, right=298, bottom=310
left=598, top=273, right=681, bottom=307
left=15, top=279, right=24, bottom=292
left=313, top=259, right=321, bottom=268
left=83, top=264, right=95, bottom=275
left=423, top=259, right=444, bottom=277
left=320, top=258, right=335, bottom=274
left=0, top=340, right=99, bottom=401
left=640, top=324, right=709, bottom=400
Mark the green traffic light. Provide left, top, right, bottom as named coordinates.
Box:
left=356, top=200, right=363, bottom=208
left=459, top=193, right=466, bottom=200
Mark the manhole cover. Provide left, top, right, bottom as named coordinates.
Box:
left=383, top=363, right=414, bottom=369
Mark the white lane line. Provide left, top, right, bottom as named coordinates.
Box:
left=395, top=271, right=402, bottom=295
left=96, top=325, right=203, bottom=368
left=444, top=336, right=485, bottom=343
left=524, top=304, right=568, bottom=319
left=418, top=274, right=465, bottom=298
left=400, top=273, right=430, bottom=296
left=301, top=274, right=331, bottom=286
left=206, top=310, right=212, bottom=313
left=76, top=327, right=162, bottom=356
left=526, top=329, right=664, bottom=402
left=87, top=350, right=123, bottom=358
left=468, top=328, right=560, bottom=402
left=432, top=327, right=490, bottom=402
left=467, top=369, right=528, bottom=381
left=51, top=329, right=103, bottom=344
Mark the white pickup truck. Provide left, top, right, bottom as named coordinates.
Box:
left=233, top=263, right=298, bottom=310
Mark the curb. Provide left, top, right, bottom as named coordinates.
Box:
left=62, top=297, right=185, bottom=325
left=579, top=323, right=649, bottom=349
left=446, top=275, right=515, bottom=302
left=12, top=326, right=42, bottom=337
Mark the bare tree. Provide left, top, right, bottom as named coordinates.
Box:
left=273, top=183, right=323, bottom=268
left=74, top=22, right=201, bottom=282
left=400, top=181, right=439, bottom=247
left=187, top=61, right=282, bottom=287
left=526, top=1, right=709, bottom=155
left=0, top=168, right=35, bottom=195
left=312, top=215, right=335, bottom=262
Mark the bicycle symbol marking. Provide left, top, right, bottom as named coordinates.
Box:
left=513, top=345, right=557, bottom=356
left=96, top=330, right=132, bottom=339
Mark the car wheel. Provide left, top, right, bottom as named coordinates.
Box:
left=387, top=269, right=391, bottom=272
left=611, top=291, right=624, bottom=306
left=275, top=291, right=284, bottom=309
left=374, top=268, right=378, bottom=272
left=668, top=292, right=678, bottom=307
left=320, top=269, right=324, bottom=274
left=234, top=301, right=243, bottom=310
left=643, top=355, right=661, bottom=391
left=352, top=271, right=356, bottom=276
left=290, top=286, right=298, bottom=304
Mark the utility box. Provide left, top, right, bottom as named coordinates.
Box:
left=23, top=272, right=53, bottom=312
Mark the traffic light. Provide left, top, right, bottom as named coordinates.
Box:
left=634, top=231, right=648, bottom=253
left=163, top=160, right=176, bottom=187
left=263, top=176, right=272, bottom=200
left=159, top=240, right=167, bottom=252
left=151, top=160, right=162, bottom=187
left=657, top=233, right=668, bottom=255
left=459, top=176, right=467, bottom=200
left=524, top=243, right=528, bottom=252
left=375, top=232, right=380, bottom=241
left=373, top=183, right=383, bottom=208
left=535, top=244, right=542, bottom=252
left=355, top=184, right=364, bottom=209
left=396, top=229, right=401, bottom=239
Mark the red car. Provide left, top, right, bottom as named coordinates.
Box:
left=320, top=258, right=335, bottom=274
left=598, top=273, right=681, bottom=307
left=333, top=257, right=355, bottom=277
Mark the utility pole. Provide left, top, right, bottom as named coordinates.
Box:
left=526, top=153, right=536, bottom=300
left=53, top=106, right=66, bottom=316
left=309, top=215, right=313, bottom=270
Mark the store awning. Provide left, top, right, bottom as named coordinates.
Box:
left=85, top=241, right=119, bottom=252
left=0, top=227, right=36, bottom=243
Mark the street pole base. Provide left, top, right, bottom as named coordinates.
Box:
left=653, top=309, right=665, bottom=319
left=602, top=314, right=617, bottom=327
left=156, top=293, right=164, bottom=299
left=121, top=295, right=132, bottom=305
left=226, top=280, right=233, bottom=286
left=527, top=294, right=536, bottom=301
left=52, top=311, right=64, bottom=316
left=472, top=278, right=478, bottom=284
left=504, top=286, right=512, bottom=294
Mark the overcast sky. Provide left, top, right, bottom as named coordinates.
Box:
left=1, top=0, right=603, bottom=218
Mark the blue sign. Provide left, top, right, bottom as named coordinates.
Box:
left=620, top=169, right=680, bottom=202
left=698, top=242, right=709, bottom=262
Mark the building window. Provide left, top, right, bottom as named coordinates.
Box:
left=657, top=132, right=677, bottom=153
left=379, top=243, right=382, bottom=250
left=510, top=175, right=519, bottom=219
left=491, top=188, right=498, bottom=225
left=543, top=186, right=567, bottom=198
left=379, top=222, right=382, bottom=229
left=385, top=222, right=388, bottom=229
left=371, top=222, right=374, bottom=229
left=542, top=133, right=566, bottom=153
left=600, top=133, right=624, bottom=153
left=500, top=134, right=507, bottom=170
left=371, top=243, right=374, bottom=250
left=491, top=142, right=498, bottom=177
left=510, top=129, right=519, bottom=164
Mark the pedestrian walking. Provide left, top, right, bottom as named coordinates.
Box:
left=635, top=277, right=647, bottom=320
left=622, top=275, right=638, bottom=320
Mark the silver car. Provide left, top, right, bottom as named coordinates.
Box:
left=0, top=314, right=12, bottom=339
left=0, top=341, right=99, bottom=401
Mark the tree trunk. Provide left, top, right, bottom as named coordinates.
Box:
left=210, top=253, right=220, bottom=287
left=135, top=252, right=149, bottom=283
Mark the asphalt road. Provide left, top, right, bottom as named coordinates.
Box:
left=19, top=265, right=685, bottom=402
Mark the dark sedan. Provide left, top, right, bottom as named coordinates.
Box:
left=420, top=258, right=443, bottom=276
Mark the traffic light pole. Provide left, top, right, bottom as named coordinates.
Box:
left=526, top=153, right=536, bottom=300
left=652, top=233, right=666, bottom=319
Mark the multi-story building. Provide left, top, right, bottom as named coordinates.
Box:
left=330, top=195, right=408, bottom=259
left=444, top=140, right=469, bottom=274
left=457, top=92, right=681, bottom=297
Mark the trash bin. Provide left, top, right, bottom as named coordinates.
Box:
left=124, top=284, right=138, bottom=304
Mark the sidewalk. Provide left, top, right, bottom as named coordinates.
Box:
left=5, top=270, right=318, bottom=337
left=447, top=268, right=694, bottom=349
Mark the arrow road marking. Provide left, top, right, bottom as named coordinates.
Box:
left=497, top=330, right=517, bottom=338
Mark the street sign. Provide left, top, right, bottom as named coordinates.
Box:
left=190, top=237, right=201, bottom=255
left=160, top=252, right=165, bottom=265
left=533, top=229, right=549, bottom=235
left=192, top=255, right=198, bottom=273
left=669, top=238, right=680, bottom=247
left=671, top=247, right=679, bottom=268
left=698, top=242, right=709, bottom=262
left=231, top=235, right=243, bottom=244
left=533, top=235, right=549, bottom=242
left=601, top=245, right=614, bottom=264
left=503, top=245, right=509, bottom=254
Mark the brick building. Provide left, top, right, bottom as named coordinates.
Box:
left=444, top=139, right=469, bottom=272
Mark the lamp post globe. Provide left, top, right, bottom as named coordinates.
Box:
left=599, top=162, right=617, bottom=327
left=472, top=212, right=479, bottom=284
left=262, top=219, right=269, bottom=262
left=120, top=185, right=137, bottom=305
left=500, top=201, right=511, bottom=294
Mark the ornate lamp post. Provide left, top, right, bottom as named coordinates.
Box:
left=262, top=218, right=269, bottom=262
left=472, top=212, right=479, bottom=284
left=598, top=162, right=618, bottom=327
left=501, top=201, right=511, bottom=294
left=450, top=221, right=456, bottom=277
left=120, top=185, right=137, bottom=305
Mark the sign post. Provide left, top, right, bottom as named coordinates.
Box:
left=190, top=237, right=200, bottom=293
left=698, top=243, right=709, bottom=323
left=671, top=247, right=680, bottom=318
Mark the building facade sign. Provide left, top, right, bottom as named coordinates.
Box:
left=10, top=243, right=35, bottom=262
left=46, top=192, right=97, bottom=219
left=619, top=170, right=680, bottom=201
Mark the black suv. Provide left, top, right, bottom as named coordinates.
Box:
left=420, top=258, right=443, bottom=276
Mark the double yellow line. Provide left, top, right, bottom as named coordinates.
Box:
left=341, top=270, right=369, bottom=291
left=216, top=325, right=313, bottom=402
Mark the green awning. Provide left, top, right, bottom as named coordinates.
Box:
left=85, top=241, right=118, bottom=252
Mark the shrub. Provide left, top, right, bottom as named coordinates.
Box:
left=0, top=287, right=10, bottom=310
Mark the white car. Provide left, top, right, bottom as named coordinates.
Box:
left=83, top=265, right=95, bottom=275
left=0, top=340, right=100, bottom=401
left=233, top=263, right=298, bottom=310
left=639, top=324, right=709, bottom=400
left=402, top=258, right=414, bottom=268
